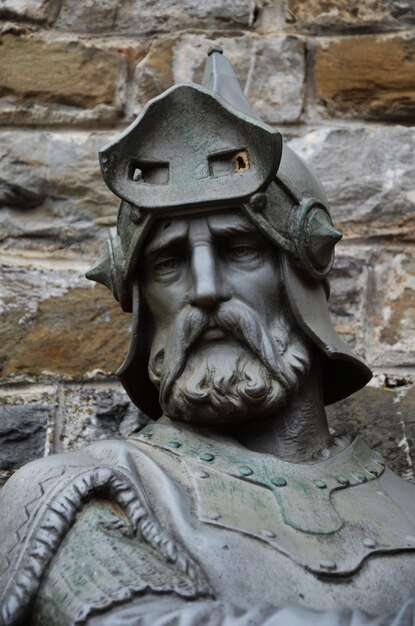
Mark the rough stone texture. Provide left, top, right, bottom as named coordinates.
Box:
left=0, top=265, right=130, bottom=379
left=54, top=0, right=260, bottom=34
left=287, top=126, right=415, bottom=241
left=0, top=404, right=49, bottom=470
left=286, top=0, right=415, bottom=32
left=0, top=130, right=118, bottom=254
left=0, top=383, right=57, bottom=485
left=314, top=32, right=415, bottom=120
left=389, top=1, right=415, bottom=23
left=327, top=380, right=414, bottom=482
left=0, top=34, right=126, bottom=125
left=328, top=249, right=370, bottom=357
left=133, top=34, right=305, bottom=123
left=56, top=383, right=150, bottom=452
left=367, top=249, right=415, bottom=368
left=0, top=0, right=60, bottom=23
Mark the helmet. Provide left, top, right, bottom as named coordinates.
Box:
left=87, top=45, right=372, bottom=418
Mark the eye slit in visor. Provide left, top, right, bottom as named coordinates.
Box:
left=209, top=149, right=250, bottom=178
left=129, top=160, right=170, bottom=185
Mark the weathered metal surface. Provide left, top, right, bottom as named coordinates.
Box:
left=133, top=423, right=415, bottom=576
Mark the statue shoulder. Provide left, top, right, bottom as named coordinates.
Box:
left=0, top=438, right=209, bottom=626
left=0, top=438, right=141, bottom=530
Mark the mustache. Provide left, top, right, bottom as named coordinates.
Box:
left=158, top=299, right=292, bottom=403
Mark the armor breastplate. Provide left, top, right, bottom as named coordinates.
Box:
left=132, top=424, right=415, bottom=576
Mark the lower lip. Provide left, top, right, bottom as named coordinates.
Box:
left=202, top=328, right=226, bottom=341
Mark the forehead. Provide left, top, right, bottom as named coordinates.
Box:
left=143, top=210, right=258, bottom=255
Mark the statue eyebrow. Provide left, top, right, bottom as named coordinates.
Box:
left=144, top=216, right=256, bottom=258
left=144, top=230, right=188, bottom=258
left=207, top=220, right=258, bottom=237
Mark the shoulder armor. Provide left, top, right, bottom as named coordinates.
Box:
left=0, top=441, right=209, bottom=626
left=133, top=424, right=415, bottom=576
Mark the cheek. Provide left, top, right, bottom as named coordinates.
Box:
left=142, top=283, right=184, bottom=336
left=227, top=260, right=283, bottom=319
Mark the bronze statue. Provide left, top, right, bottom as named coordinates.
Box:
left=0, top=47, right=414, bottom=626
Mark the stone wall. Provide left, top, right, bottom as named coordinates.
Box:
left=0, top=0, right=414, bottom=486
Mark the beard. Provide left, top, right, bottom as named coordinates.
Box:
left=148, top=298, right=311, bottom=425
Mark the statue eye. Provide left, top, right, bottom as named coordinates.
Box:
left=154, top=256, right=183, bottom=272
left=228, top=243, right=259, bottom=260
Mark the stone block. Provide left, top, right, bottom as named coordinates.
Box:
left=56, top=383, right=150, bottom=452
left=0, top=0, right=60, bottom=22
left=54, top=0, right=259, bottom=34
left=367, top=249, right=415, bottom=368
left=0, top=265, right=130, bottom=380
left=389, top=1, right=415, bottom=23
left=286, top=0, right=415, bottom=32
left=0, top=405, right=49, bottom=471
left=0, top=383, right=58, bottom=482
left=314, top=32, right=415, bottom=120
left=0, top=129, right=118, bottom=253
left=287, top=126, right=415, bottom=241
left=329, top=249, right=370, bottom=355
left=327, top=381, right=415, bottom=482
left=0, top=34, right=125, bottom=125
left=133, top=34, right=305, bottom=124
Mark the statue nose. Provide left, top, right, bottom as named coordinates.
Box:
left=189, top=243, right=230, bottom=309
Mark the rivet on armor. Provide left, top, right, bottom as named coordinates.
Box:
left=239, top=466, right=254, bottom=476
left=353, top=472, right=367, bottom=483
left=363, top=537, right=377, bottom=549
left=313, top=479, right=327, bottom=489
left=207, top=511, right=221, bottom=521
left=319, top=560, right=337, bottom=572
left=166, top=441, right=181, bottom=449
left=336, top=475, right=349, bottom=486
left=271, top=477, right=287, bottom=487
left=200, top=453, right=215, bottom=462
left=249, top=192, right=267, bottom=212
left=262, top=529, right=276, bottom=539
left=198, top=471, right=210, bottom=479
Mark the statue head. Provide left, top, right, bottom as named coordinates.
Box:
left=140, top=210, right=314, bottom=425
left=87, top=46, right=372, bottom=421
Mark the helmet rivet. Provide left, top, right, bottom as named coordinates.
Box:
left=249, top=193, right=267, bottom=212
left=130, top=207, right=142, bottom=224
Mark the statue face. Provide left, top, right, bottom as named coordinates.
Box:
left=141, top=210, right=311, bottom=424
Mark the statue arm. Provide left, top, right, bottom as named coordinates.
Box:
left=32, top=494, right=414, bottom=626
